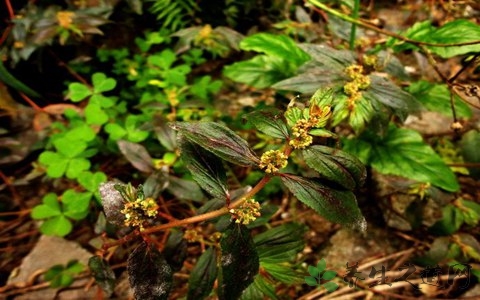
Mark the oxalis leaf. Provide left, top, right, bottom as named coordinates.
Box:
left=343, top=126, right=460, bottom=192
left=179, top=138, right=229, bottom=201
left=281, top=175, right=366, bottom=230
left=218, top=223, right=259, bottom=300
left=172, top=122, right=259, bottom=167
left=302, top=145, right=366, bottom=190
left=244, top=108, right=289, bottom=139
left=127, top=242, right=173, bottom=300
left=187, top=248, right=218, bottom=300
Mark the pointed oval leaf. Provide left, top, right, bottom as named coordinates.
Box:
left=218, top=223, right=259, bottom=300
left=316, top=258, right=327, bottom=273
left=127, top=242, right=173, bottom=300
left=88, top=255, right=115, bottom=297
left=187, top=248, right=218, bottom=300
left=163, top=230, right=188, bottom=272
left=308, top=265, right=319, bottom=277
left=117, top=140, right=154, bottom=173
left=254, top=223, right=306, bottom=263
left=302, top=145, right=366, bottom=190
left=322, top=270, right=337, bottom=280
left=179, top=138, right=229, bottom=200
left=344, top=126, right=460, bottom=192
left=323, top=281, right=339, bottom=292
left=304, top=276, right=318, bottom=286
left=281, top=175, right=366, bottom=230
left=172, top=122, right=259, bottom=166
left=166, top=176, right=205, bottom=202
left=244, top=108, right=289, bottom=139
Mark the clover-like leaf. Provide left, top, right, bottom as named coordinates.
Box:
left=128, top=242, right=173, bottom=300
left=68, top=82, right=92, bottom=102
left=172, top=122, right=259, bottom=166
left=179, top=138, right=229, bottom=201
left=65, top=158, right=91, bottom=179
left=92, top=72, right=116, bottom=93
left=218, top=223, right=259, bottom=300
left=187, top=248, right=218, bottom=300
left=62, top=189, right=91, bottom=220
left=302, top=146, right=366, bottom=190
left=31, top=193, right=61, bottom=219
left=40, top=215, right=72, bottom=237
left=85, top=102, right=109, bottom=125
left=281, top=175, right=366, bottom=230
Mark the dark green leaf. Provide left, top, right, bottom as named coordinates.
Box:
left=322, top=270, right=337, bottom=280
left=343, top=126, right=460, bottom=192
left=408, top=80, right=472, bottom=118
left=460, top=130, right=480, bottom=179
left=323, top=281, right=339, bottom=292
left=244, top=108, right=289, bottom=139
left=166, top=176, right=204, bottom=202
left=117, top=140, right=154, bottom=173
left=239, top=275, right=278, bottom=300
left=128, top=242, right=173, bottom=300
left=172, top=122, right=259, bottom=166
left=317, top=258, right=327, bottom=273
left=88, top=256, right=115, bottom=297
left=298, top=44, right=355, bottom=70
left=153, top=117, right=177, bottom=151
left=272, top=68, right=345, bottom=94
left=163, top=230, right=187, bottom=272
left=143, top=171, right=169, bottom=199
left=254, top=223, right=306, bottom=263
left=302, top=145, right=366, bottom=190
left=430, top=204, right=463, bottom=235
left=261, top=262, right=304, bottom=284
left=218, top=223, right=259, bottom=300
left=308, top=265, right=319, bottom=277
left=179, top=139, right=229, bottom=200
left=304, top=276, right=318, bottom=286
left=281, top=175, right=366, bottom=229
left=187, top=248, right=218, bottom=300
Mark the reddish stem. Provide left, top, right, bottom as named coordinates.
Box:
left=5, top=0, right=14, bottom=18
left=19, top=92, right=43, bottom=112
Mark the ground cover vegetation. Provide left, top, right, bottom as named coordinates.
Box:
left=1, top=0, right=480, bottom=299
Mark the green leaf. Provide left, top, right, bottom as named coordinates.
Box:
left=239, top=33, right=309, bottom=67
left=322, top=270, right=337, bottom=280
left=166, top=177, right=205, bottom=202
left=65, top=158, right=91, bottom=179
left=68, top=82, right=92, bottom=102
left=62, top=190, right=91, bottom=220
left=105, top=123, right=127, bottom=140
left=53, top=137, right=87, bottom=158
left=323, top=281, right=339, bottom=292
left=281, top=175, right=366, bottom=229
left=218, top=223, right=259, bottom=300
left=284, top=107, right=303, bottom=128
left=394, top=19, right=480, bottom=58
left=260, top=262, right=303, bottom=284
left=304, top=276, right=318, bottom=286
left=85, top=102, right=109, bottom=125
left=31, top=193, right=61, bottom=219
left=461, top=199, right=480, bottom=226
left=407, top=80, right=472, bottom=118
left=365, top=75, right=419, bottom=114
left=39, top=151, right=68, bottom=178
left=430, top=204, right=464, bottom=235
left=308, top=265, right=319, bottom=277
left=344, top=126, right=460, bottom=192
left=187, top=248, right=218, bottom=300
left=460, top=130, right=480, bottom=179
left=88, top=256, right=115, bottom=298
left=127, top=242, right=173, bottom=300
left=302, top=146, right=366, bottom=190
left=254, top=223, right=306, bottom=263
left=173, top=122, right=259, bottom=167
left=92, top=72, right=116, bottom=93
left=40, top=215, right=72, bottom=237
left=223, top=55, right=291, bottom=89
left=244, top=108, right=289, bottom=139
left=179, top=139, right=229, bottom=201
left=316, top=258, right=327, bottom=273
left=78, top=171, right=107, bottom=193
left=240, top=275, right=278, bottom=300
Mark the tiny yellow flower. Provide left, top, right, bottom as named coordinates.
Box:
left=259, top=150, right=288, bottom=173
left=229, top=198, right=261, bottom=225
left=56, top=11, right=75, bottom=28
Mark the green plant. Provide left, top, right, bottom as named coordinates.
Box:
left=92, top=88, right=367, bottom=298
left=304, top=258, right=338, bottom=292
left=44, top=260, right=84, bottom=288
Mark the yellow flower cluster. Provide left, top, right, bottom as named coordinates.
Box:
left=344, top=65, right=371, bottom=109
left=120, top=197, right=159, bottom=229
left=259, top=150, right=288, bottom=173
left=56, top=11, right=75, bottom=28
left=184, top=229, right=203, bottom=243
left=229, top=198, right=261, bottom=225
